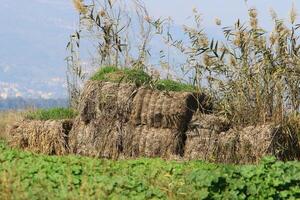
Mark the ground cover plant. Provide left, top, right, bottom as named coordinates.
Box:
left=1, top=141, right=300, bottom=199
left=25, top=108, right=78, bottom=121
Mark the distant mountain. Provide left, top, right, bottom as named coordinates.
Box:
left=0, top=0, right=77, bottom=99
left=0, top=97, right=68, bottom=111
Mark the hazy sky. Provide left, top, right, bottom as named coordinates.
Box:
left=0, top=0, right=298, bottom=99
left=144, top=0, right=298, bottom=39
left=146, top=0, right=297, bottom=25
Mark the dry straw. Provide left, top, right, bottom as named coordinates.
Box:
left=7, top=120, right=73, bottom=155
left=185, top=114, right=300, bottom=164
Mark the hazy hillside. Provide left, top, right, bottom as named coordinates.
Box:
left=0, top=97, right=68, bottom=111
left=0, top=0, right=76, bottom=99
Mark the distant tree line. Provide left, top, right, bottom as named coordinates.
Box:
left=0, top=97, right=68, bottom=111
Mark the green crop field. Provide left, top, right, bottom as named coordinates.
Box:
left=1, top=141, right=300, bottom=200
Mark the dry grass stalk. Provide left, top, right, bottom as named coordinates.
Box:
left=67, top=0, right=155, bottom=106
left=152, top=6, right=300, bottom=127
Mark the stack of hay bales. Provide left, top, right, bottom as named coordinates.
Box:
left=184, top=114, right=300, bottom=164
left=68, top=81, right=199, bottom=159
left=123, top=88, right=198, bottom=158
left=5, top=79, right=300, bottom=164
left=7, top=119, right=72, bottom=155
left=68, top=81, right=138, bottom=158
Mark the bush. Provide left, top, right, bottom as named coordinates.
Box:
left=25, top=108, right=78, bottom=121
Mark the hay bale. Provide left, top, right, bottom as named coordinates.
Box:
left=69, top=119, right=124, bottom=159
left=184, top=114, right=231, bottom=161
left=184, top=117, right=300, bottom=164
left=70, top=122, right=185, bottom=159
left=123, top=125, right=185, bottom=158
left=69, top=81, right=137, bottom=158
left=219, top=125, right=300, bottom=164
left=78, top=81, right=137, bottom=124
left=69, top=81, right=209, bottom=159
left=188, top=114, right=231, bottom=132
left=130, top=88, right=198, bottom=130
left=7, top=119, right=73, bottom=155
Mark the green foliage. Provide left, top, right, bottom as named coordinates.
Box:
left=122, top=68, right=152, bottom=87
left=155, top=79, right=196, bottom=92
left=1, top=141, right=300, bottom=199
left=90, top=66, right=151, bottom=86
left=25, top=108, right=78, bottom=121
left=91, top=66, right=197, bottom=92
left=90, top=66, right=120, bottom=81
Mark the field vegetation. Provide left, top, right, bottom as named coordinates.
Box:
left=1, top=140, right=300, bottom=199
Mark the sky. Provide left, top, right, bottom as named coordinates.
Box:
left=146, top=0, right=296, bottom=25
left=0, top=0, right=298, bottom=99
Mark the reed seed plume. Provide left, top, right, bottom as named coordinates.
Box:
left=269, top=7, right=278, bottom=21
left=289, top=2, right=297, bottom=24
left=215, top=18, right=222, bottom=26
left=72, top=0, right=87, bottom=14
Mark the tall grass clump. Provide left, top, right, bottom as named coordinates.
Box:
left=67, top=0, right=155, bottom=107
left=153, top=6, right=300, bottom=126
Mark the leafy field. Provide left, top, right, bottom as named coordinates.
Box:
left=1, top=141, right=300, bottom=199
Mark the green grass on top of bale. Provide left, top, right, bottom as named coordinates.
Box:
left=25, top=108, right=78, bottom=121
left=90, top=66, right=152, bottom=87
left=91, top=66, right=197, bottom=92
left=154, top=79, right=197, bottom=92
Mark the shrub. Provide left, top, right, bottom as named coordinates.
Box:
left=25, top=108, right=78, bottom=121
